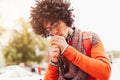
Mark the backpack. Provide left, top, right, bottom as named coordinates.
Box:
left=82, top=31, right=112, bottom=80
left=82, top=31, right=97, bottom=80
left=83, top=31, right=111, bottom=63
left=82, top=31, right=92, bottom=57
left=59, top=31, right=96, bottom=80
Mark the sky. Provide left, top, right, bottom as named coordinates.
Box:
left=0, top=0, right=120, bottom=51
left=70, top=0, right=120, bottom=51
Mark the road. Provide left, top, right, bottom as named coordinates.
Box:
left=40, top=62, right=120, bottom=80
left=110, top=59, right=120, bottom=80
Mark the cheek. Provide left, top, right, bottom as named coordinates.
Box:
left=58, top=26, right=68, bottom=38
left=59, top=30, right=68, bottom=38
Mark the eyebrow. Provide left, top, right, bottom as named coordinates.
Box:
left=51, top=22, right=58, bottom=27
left=45, top=21, right=60, bottom=31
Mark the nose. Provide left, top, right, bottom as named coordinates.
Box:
left=51, top=28, right=59, bottom=36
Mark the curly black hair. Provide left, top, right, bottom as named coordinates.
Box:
left=30, top=0, right=74, bottom=38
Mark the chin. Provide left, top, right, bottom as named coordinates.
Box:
left=63, top=35, right=67, bottom=39
left=58, top=34, right=67, bottom=39
left=60, top=35, right=65, bottom=38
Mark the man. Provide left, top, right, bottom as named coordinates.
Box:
left=30, top=0, right=111, bottom=80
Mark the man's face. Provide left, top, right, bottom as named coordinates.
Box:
left=44, top=20, right=69, bottom=38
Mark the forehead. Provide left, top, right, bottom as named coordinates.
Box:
left=44, top=20, right=58, bottom=28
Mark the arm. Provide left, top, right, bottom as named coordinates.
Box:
left=44, top=44, right=60, bottom=80
left=63, top=42, right=111, bottom=80
left=44, top=63, right=59, bottom=80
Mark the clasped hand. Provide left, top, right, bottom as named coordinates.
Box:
left=48, top=35, right=68, bottom=63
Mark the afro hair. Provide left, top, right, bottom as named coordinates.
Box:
left=30, top=0, right=74, bottom=38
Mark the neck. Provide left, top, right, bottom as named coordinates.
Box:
left=66, top=27, right=75, bottom=43
left=68, top=27, right=74, bottom=35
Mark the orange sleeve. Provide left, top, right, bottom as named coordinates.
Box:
left=63, top=42, right=111, bottom=80
left=44, top=63, right=59, bottom=80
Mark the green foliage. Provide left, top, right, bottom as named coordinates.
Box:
left=112, top=50, right=120, bottom=58
left=0, top=27, right=6, bottom=35
left=2, top=18, right=49, bottom=65
left=107, top=50, right=120, bottom=59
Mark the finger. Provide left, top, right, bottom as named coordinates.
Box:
left=49, top=48, right=60, bottom=56
left=51, top=35, right=64, bottom=42
left=50, top=37, right=62, bottom=44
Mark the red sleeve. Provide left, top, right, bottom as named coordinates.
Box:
left=63, top=42, right=111, bottom=80
left=44, top=63, right=59, bottom=80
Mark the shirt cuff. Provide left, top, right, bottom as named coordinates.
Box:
left=50, top=59, right=60, bottom=66
left=61, top=44, right=69, bottom=54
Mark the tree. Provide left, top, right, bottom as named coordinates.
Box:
left=2, top=18, right=49, bottom=65
left=112, top=50, right=120, bottom=58
left=0, top=26, right=6, bottom=35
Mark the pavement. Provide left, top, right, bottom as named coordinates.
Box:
left=110, top=59, right=120, bottom=80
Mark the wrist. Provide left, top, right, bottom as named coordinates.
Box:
left=50, top=59, right=60, bottom=66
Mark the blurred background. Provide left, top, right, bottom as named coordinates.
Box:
left=0, top=0, right=120, bottom=80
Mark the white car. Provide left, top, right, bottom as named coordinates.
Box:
left=0, top=65, right=43, bottom=80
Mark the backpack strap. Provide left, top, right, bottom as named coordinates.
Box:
left=82, top=31, right=92, bottom=57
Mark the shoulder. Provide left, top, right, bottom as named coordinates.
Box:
left=91, top=32, right=101, bottom=47
left=82, top=31, right=101, bottom=47
left=74, top=27, right=101, bottom=47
